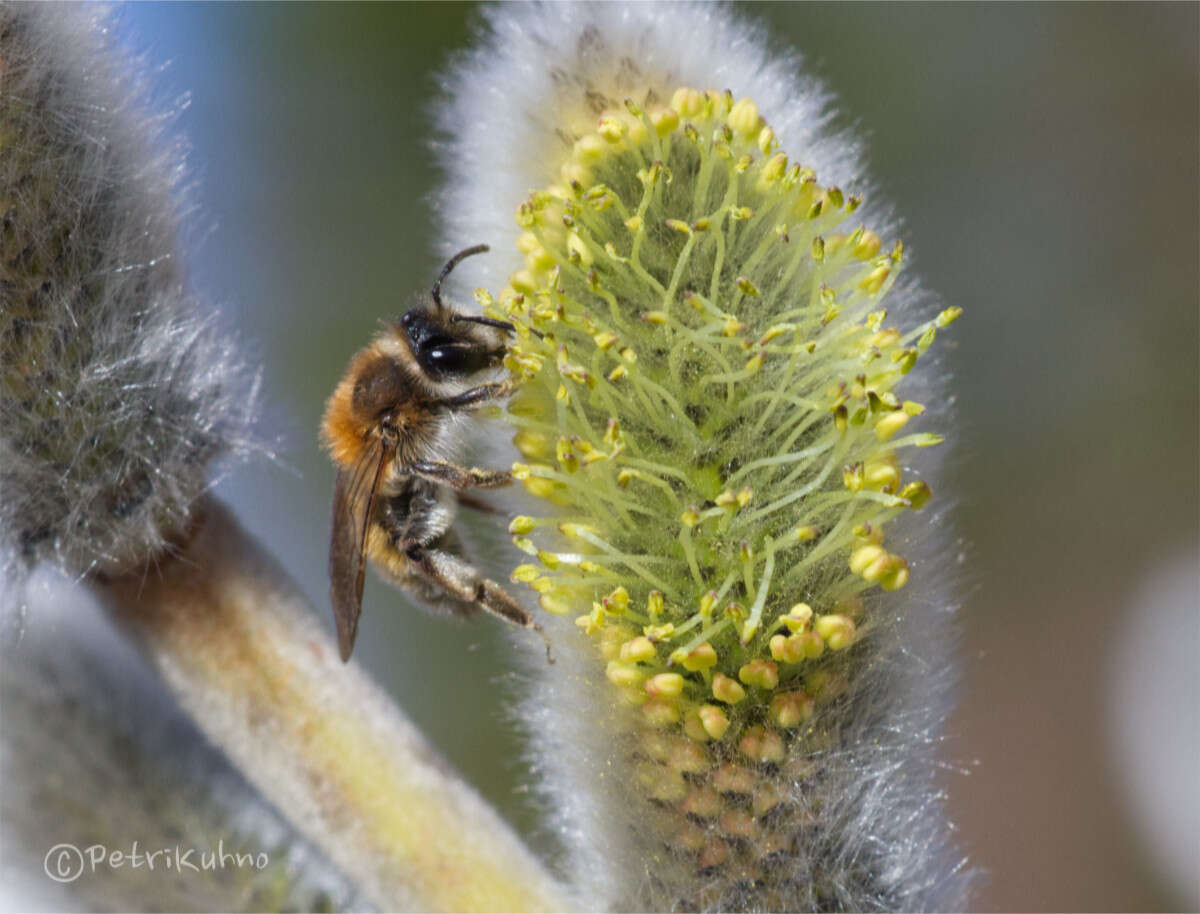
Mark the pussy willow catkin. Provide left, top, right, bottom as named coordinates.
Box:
left=486, top=88, right=961, bottom=911
left=0, top=3, right=256, bottom=584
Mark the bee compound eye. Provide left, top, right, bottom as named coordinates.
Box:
left=401, top=310, right=417, bottom=327
left=428, top=345, right=459, bottom=367
left=431, top=344, right=491, bottom=377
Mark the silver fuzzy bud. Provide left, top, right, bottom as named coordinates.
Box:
left=0, top=3, right=258, bottom=583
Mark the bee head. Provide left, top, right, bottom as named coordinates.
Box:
left=398, top=244, right=512, bottom=380
left=399, top=307, right=503, bottom=379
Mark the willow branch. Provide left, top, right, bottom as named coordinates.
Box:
left=97, top=496, right=569, bottom=913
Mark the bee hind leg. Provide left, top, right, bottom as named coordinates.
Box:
left=410, top=461, right=511, bottom=490
left=404, top=543, right=554, bottom=663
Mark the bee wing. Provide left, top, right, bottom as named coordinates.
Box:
left=329, top=438, right=390, bottom=661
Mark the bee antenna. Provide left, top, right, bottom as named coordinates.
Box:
left=432, top=244, right=489, bottom=308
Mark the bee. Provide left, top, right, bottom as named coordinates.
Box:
left=320, top=244, right=546, bottom=662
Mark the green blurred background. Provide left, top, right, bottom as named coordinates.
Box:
left=121, top=4, right=1198, bottom=910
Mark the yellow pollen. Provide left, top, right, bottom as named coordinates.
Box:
left=739, top=726, right=785, bottom=763
left=643, top=697, right=681, bottom=727
left=679, top=642, right=719, bottom=671
left=782, top=604, right=813, bottom=631
left=606, top=660, right=645, bottom=689
left=712, top=674, right=746, bottom=704
left=645, top=673, right=685, bottom=698
left=815, top=614, right=857, bottom=650
left=620, top=636, right=657, bottom=663
left=698, top=705, right=730, bottom=740
left=769, top=691, right=814, bottom=728
left=738, top=659, right=779, bottom=690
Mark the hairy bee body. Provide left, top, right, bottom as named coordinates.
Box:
left=320, top=245, right=543, bottom=661
left=322, top=332, right=473, bottom=479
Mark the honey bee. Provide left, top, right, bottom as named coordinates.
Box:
left=321, top=244, right=546, bottom=662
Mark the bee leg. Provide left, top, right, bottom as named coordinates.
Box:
left=403, top=543, right=554, bottom=663
left=410, top=461, right=512, bottom=490
left=438, top=378, right=513, bottom=410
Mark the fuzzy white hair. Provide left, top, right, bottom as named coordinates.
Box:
left=437, top=4, right=971, bottom=910
left=436, top=2, right=886, bottom=295
left=0, top=3, right=258, bottom=587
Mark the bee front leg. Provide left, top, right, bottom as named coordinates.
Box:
left=438, top=379, right=513, bottom=410
left=403, top=543, right=554, bottom=663
left=410, top=461, right=512, bottom=490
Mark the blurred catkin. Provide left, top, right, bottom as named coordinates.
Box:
left=0, top=575, right=362, bottom=912
left=0, top=11, right=573, bottom=913
left=439, top=4, right=971, bottom=910
left=0, top=2, right=257, bottom=585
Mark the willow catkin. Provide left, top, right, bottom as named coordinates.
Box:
left=437, top=5, right=971, bottom=910
left=0, top=2, right=257, bottom=588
